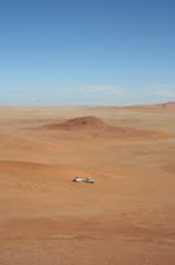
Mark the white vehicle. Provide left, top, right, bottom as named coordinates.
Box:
left=84, top=177, right=95, bottom=184
left=72, top=176, right=84, bottom=183
left=72, top=176, right=95, bottom=184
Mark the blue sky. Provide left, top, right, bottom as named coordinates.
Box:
left=0, top=0, right=175, bottom=105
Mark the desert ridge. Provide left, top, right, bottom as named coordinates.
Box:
left=31, top=115, right=169, bottom=140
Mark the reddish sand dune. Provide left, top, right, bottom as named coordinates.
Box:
left=36, top=116, right=168, bottom=140
left=111, top=101, right=175, bottom=111
left=164, top=101, right=175, bottom=110
left=40, top=116, right=106, bottom=130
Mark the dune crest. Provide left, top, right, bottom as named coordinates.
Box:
left=41, top=116, right=106, bottom=130
left=35, top=116, right=168, bottom=140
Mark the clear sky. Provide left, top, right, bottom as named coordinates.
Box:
left=0, top=0, right=175, bottom=105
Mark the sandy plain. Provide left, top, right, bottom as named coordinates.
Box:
left=0, top=102, right=175, bottom=264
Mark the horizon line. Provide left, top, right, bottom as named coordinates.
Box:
left=0, top=101, right=174, bottom=108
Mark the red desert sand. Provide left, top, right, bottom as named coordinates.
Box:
left=0, top=102, right=175, bottom=265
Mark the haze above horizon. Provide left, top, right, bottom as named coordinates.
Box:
left=0, top=0, right=175, bottom=106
